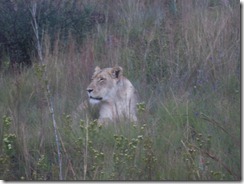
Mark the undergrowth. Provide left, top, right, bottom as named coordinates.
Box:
left=0, top=0, right=240, bottom=181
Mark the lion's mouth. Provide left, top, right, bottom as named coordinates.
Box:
left=89, top=96, right=103, bottom=101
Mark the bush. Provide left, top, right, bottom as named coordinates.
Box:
left=0, top=0, right=240, bottom=181
left=0, top=0, right=101, bottom=69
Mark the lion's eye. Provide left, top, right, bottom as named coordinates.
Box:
left=99, top=77, right=105, bottom=82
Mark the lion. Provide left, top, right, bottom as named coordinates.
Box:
left=86, top=66, right=138, bottom=124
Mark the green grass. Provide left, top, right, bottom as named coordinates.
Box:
left=0, top=0, right=240, bottom=181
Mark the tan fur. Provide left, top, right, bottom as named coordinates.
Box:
left=86, top=66, right=137, bottom=123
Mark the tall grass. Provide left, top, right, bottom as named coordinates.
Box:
left=0, top=0, right=240, bottom=180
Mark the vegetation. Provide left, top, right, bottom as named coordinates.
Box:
left=0, top=0, right=240, bottom=181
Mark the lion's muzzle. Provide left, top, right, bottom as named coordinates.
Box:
left=87, top=88, right=103, bottom=104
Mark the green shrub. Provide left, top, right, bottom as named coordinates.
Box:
left=0, top=0, right=240, bottom=181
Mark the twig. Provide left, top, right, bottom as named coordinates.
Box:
left=186, top=100, right=189, bottom=141
left=200, top=113, right=239, bottom=147
left=83, top=115, right=89, bottom=180
left=182, top=140, right=240, bottom=180
left=204, top=151, right=240, bottom=180
left=58, top=131, right=77, bottom=179
left=181, top=140, right=200, bottom=180
left=29, top=2, right=63, bottom=180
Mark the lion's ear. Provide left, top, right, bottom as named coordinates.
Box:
left=111, top=66, right=123, bottom=79
left=95, top=66, right=101, bottom=72
left=93, top=66, right=101, bottom=75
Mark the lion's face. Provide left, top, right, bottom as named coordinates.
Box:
left=87, top=66, right=123, bottom=104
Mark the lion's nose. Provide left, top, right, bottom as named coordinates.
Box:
left=87, top=88, right=93, bottom=93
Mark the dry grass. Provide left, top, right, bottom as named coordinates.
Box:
left=0, top=0, right=240, bottom=181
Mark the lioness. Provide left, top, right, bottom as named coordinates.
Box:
left=86, top=66, right=138, bottom=123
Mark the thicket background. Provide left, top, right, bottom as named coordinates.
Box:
left=0, top=0, right=241, bottom=181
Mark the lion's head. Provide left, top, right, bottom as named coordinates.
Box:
left=86, top=66, right=123, bottom=104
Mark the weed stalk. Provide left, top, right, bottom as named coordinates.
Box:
left=30, top=2, right=63, bottom=180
